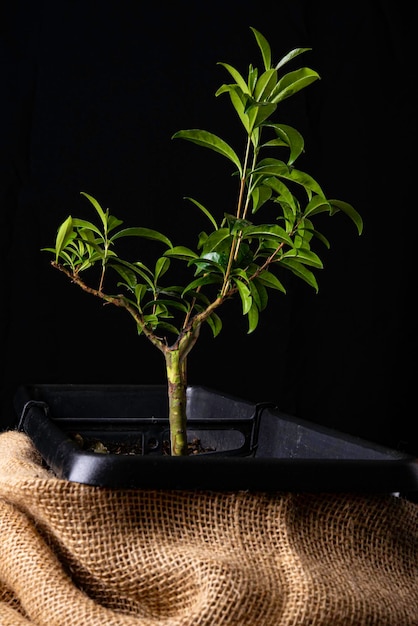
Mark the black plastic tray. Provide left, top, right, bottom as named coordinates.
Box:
left=14, top=384, right=418, bottom=495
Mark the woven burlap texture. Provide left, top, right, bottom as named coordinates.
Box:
left=0, top=431, right=417, bottom=626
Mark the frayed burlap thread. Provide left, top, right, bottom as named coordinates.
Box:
left=0, top=431, right=417, bottom=625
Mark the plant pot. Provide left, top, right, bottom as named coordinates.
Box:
left=15, top=383, right=418, bottom=495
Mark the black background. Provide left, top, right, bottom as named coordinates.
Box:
left=1, top=1, right=416, bottom=455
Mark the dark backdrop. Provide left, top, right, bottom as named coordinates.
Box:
left=1, top=1, right=416, bottom=455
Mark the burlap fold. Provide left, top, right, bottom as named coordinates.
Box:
left=0, top=430, right=417, bottom=625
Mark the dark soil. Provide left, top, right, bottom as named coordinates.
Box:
left=71, top=433, right=215, bottom=456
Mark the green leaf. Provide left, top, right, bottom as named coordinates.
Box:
left=310, top=228, right=330, bottom=249
left=172, top=129, right=242, bottom=176
left=111, top=227, right=173, bottom=248
left=257, top=270, right=286, bottom=293
left=143, top=313, right=160, bottom=326
left=329, top=199, right=363, bottom=235
left=80, top=192, right=108, bottom=231
left=222, top=86, right=251, bottom=134
left=155, top=256, right=170, bottom=282
left=58, top=249, right=78, bottom=269
left=250, top=278, right=268, bottom=311
left=247, top=300, right=259, bottom=333
left=151, top=319, right=180, bottom=335
left=182, top=274, right=223, bottom=295
left=130, top=260, right=155, bottom=276
left=54, top=216, right=74, bottom=261
left=152, top=303, right=172, bottom=318
left=74, top=239, right=106, bottom=261
left=216, top=62, right=250, bottom=94
left=144, top=298, right=189, bottom=314
left=303, top=195, right=334, bottom=219
left=251, top=185, right=272, bottom=212
left=280, top=258, right=319, bottom=291
left=185, top=289, right=210, bottom=306
left=190, top=253, right=226, bottom=275
left=41, top=246, right=57, bottom=255
left=241, top=223, right=294, bottom=247
left=205, top=312, right=223, bottom=338
left=71, top=218, right=104, bottom=238
left=293, top=219, right=315, bottom=247
left=111, top=265, right=138, bottom=289
left=254, top=69, right=277, bottom=100
left=269, top=68, right=320, bottom=104
left=164, top=246, right=199, bottom=261
left=233, top=278, right=252, bottom=314
left=262, top=176, right=298, bottom=217
left=110, top=259, right=155, bottom=291
left=282, top=247, right=323, bottom=269
left=282, top=168, right=325, bottom=197
left=135, top=283, right=148, bottom=306
left=223, top=213, right=252, bottom=233
left=253, top=101, right=277, bottom=128
left=275, top=47, right=313, bottom=71
left=250, top=27, right=271, bottom=70
left=106, top=214, right=124, bottom=232
left=251, top=159, right=289, bottom=179
left=184, top=197, right=218, bottom=230
left=263, top=123, right=305, bottom=166
left=110, top=257, right=153, bottom=278
left=201, top=228, right=231, bottom=254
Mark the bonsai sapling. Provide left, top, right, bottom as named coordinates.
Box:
left=45, top=27, right=363, bottom=456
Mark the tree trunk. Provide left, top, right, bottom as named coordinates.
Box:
left=164, top=348, right=188, bottom=456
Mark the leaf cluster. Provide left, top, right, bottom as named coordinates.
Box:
left=45, top=28, right=362, bottom=347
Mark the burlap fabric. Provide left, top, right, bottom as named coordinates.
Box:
left=0, top=431, right=417, bottom=625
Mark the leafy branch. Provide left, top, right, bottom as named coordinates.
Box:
left=44, top=27, right=363, bottom=455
